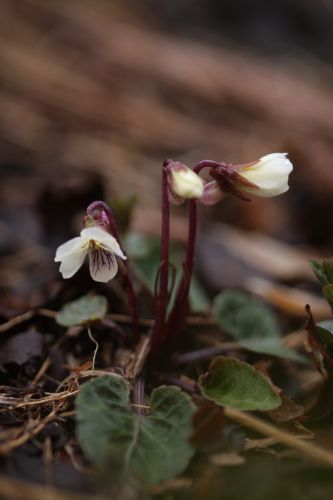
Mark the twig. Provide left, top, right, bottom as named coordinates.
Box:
left=224, top=407, right=333, bottom=468
left=107, top=313, right=216, bottom=327
left=0, top=309, right=216, bottom=335
left=0, top=310, right=34, bottom=332
left=0, top=308, right=57, bottom=333
left=12, top=389, right=79, bottom=409
left=30, top=356, right=52, bottom=386
left=64, top=441, right=86, bottom=473
left=0, top=410, right=58, bottom=455
left=125, top=336, right=150, bottom=380
left=173, top=344, right=240, bottom=365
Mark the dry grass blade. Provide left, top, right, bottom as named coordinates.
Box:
left=0, top=310, right=34, bottom=333
left=246, top=277, right=331, bottom=319
left=225, top=407, right=333, bottom=468
left=0, top=409, right=58, bottom=455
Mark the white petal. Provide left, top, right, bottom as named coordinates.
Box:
left=239, top=152, right=293, bottom=197
left=80, top=226, right=127, bottom=260
left=240, top=182, right=289, bottom=198
left=55, top=236, right=88, bottom=278
left=89, top=249, right=118, bottom=282
left=54, top=237, right=84, bottom=261
left=59, top=253, right=86, bottom=278
left=258, top=152, right=289, bottom=163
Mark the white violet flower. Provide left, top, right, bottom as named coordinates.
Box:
left=200, top=152, right=293, bottom=204
left=54, top=226, right=126, bottom=283
left=237, top=152, right=293, bottom=198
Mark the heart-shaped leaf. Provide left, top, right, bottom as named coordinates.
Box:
left=213, top=290, right=305, bottom=362
left=198, top=356, right=281, bottom=411
left=56, top=294, right=108, bottom=326
left=76, top=375, right=196, bottom=485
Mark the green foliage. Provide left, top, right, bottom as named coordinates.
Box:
left=310, top=260, right=333, bottom=310
left=310, top=259, right=333, bottom=286
left=56, top=294, right=108, bottom=326
left=317, top=320, right=333, bottom=356
left=126, top=233, right=210, bottom=313
left=323, top=285, right=333, bottom=311
left=213, top=290, right=304, bottom=362
left=198, top=356, right=281, bottom=411
left=76, top=375, right=196, bottom=485
left=214, top=290, right=280, bottom=340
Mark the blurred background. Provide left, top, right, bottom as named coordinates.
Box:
left=1, top=0, right=333, bottom=314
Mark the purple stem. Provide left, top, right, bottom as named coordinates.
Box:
left=179, top=160, right=221, bottom=295
left=149, top=163, right=170, bottom=352
left=193, top=160, right=221, bottom=172
left=166, top=160, right=220, bottom=340
left=87, top=201, right=140, bottom=344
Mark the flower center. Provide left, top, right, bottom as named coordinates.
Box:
left=89, top=240, right=115, bottom=273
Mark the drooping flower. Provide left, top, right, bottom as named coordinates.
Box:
left=54, top=226, right=126, bottom=283
left=200, top=153, right=293, bottom=204
left=236, top=153, right=293, bottom=198
left=166, top=161, right=204, bottom=204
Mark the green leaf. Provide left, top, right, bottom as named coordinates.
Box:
left=310, top=259, right=333, bottom=286
left=76, top=375, right=196, bottom=485
left=323, top=285, right=333, bottom=311
left=198, top=356, right=281, bottom=411
left=317, top=320, right=333, bottom=355
left=213, top=290, right=305, bottom=362
left=214, top=290, right=280, bottom=340
left=240, top=339, right=306, bottom=363
left=56, top=295, right=108, bottom=326
left=189, top=275, right=211, bottom=313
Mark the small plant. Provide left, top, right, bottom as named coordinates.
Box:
left=52, top=152, right=313, bottom=489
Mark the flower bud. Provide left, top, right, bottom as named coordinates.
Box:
left=200, top=181, right=226, bottom=205
left=167, top=162, right=204, bottom=204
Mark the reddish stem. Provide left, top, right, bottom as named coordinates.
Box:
left=193, top=160, right=221, bottom=172
left=165, top=160, right=220, bottom=343
left=87, top=201, right=140, bottom=344
left=180, top=160, right=221, bottom=292
left=149, top=163, right=171, bottom=352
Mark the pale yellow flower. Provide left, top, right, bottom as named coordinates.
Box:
left=167, top=162, right=204, bottom=203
